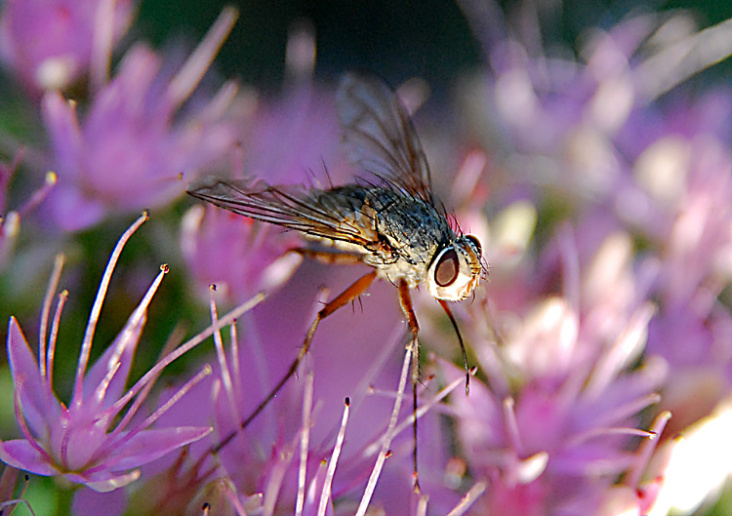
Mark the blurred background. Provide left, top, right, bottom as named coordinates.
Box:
left=137, top=0, right=732, bottom=90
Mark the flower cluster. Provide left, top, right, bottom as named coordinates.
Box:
left=1, top=0, right=732, bottom=515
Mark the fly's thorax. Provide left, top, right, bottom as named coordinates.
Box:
left=427, top=235, right=482, bottom=301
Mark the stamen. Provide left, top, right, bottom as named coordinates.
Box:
left=103, top=365, right=213, bottom=461
left=228, top=322, right=242, bottom=411
left=198, top=81, right=240, bottom=123
left=46, top=290, right=68, bottom=388
left=220, top=477, right=248, bottom=516
left=136, top=365, right=213, bottom=431
left=356, top=339, right=414, bottom=516
left=624, top=410, right=671, bottom=488
left=96, top=264, right=169, bottom=412
left=364, top=371, right=465, bottom=456
left=0, top=472, right=35, bottom=515
left=565, top=425, right=657, bottom=449
left=585, top=304, right=656, bottom=398
left=167, top=7, right=239, bottom=108
left=296, top=368, right=315, bottom=516
left=317, top=397, right=350, bottom=516
left=101, top=264, right=171, bottom=432
left=503, top=397, right=524, bottom=456
left=352, top=324, right=404, bottom=401
left=39, top=254, right=65, bottom=379
left=73, top=212, right=149, bottom=406
left=262, top=445, right=294, bottom=516
left=20, top=172, right=57, bottom=218
left=593, top=392, right=661, bottom=429
left=209, top=286, right=237, bottom=419
left=415, top=491, right=429, bottom=516
left=108, top=292, right=266, bottom=418
left=445, top=481, right=487, bottom=516
left=92, top=361, right=122, bottom=408
left=0, top=498, right=37, bottom=516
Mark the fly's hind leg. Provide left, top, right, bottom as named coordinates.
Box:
left=214, top=260, right=377, bottom=453
left=397, top=279, right=421, bottom=492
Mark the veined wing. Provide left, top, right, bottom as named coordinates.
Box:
left=187, top=177, right=378, bottom=247
left=336, top=73, right=434, bottom=204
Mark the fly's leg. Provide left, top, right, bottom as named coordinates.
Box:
left=438, top=299, right=471, bottom=395
left=213, top=267, right=377, bottom=453
left=397, top=279, right=421, bottom=491
left=291, top=247, right=366, bottom=266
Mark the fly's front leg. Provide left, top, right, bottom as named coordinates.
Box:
left=397, top=279, right=421, bottom=491
left=214, top=268, right=378, bottom=453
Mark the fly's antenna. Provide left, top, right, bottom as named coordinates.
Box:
left=438, top=299, right=470, bottom=395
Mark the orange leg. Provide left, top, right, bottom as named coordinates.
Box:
left=290, top=247, right=366, bottom=266
left=397, top=279, right=421, bottom=491
left=214, top=267, right=378, bottom=453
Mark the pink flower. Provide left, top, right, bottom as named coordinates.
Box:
left=0, top=0, right=135, bottom=92
left=0, top=213, right=212, bottom=492
left=41, top=8, right=240, bottom=231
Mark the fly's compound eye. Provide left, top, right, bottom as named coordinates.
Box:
left=434, top=248, right=460, bottom=287
left=427, top=237, right=483, bottom=302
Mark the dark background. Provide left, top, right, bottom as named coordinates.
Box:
left=137, top=0, right=732, bottom=93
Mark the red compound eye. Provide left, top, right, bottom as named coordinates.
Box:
left=434, top=248, right=459, bottom=287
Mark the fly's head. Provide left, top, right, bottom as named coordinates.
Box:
left=427, top=235, right=483, bottom=301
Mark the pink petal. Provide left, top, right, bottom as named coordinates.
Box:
left=64, top=469, right=141, bottom=493
left=49, top=410, right=110, bottom=472
left=105, top=426, right=212, bottom=471
left=42, top=91, right=83, bottom=178
left=0, top=439, right=57, bottom=476
left=47, top=184, right=107, bottom=231
left=6, top=317, right=61, bottom=440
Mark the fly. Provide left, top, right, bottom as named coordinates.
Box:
left=188, top=73, right=485, bottom=484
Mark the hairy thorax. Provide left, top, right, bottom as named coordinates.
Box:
left=308, top=186, right=456, bottom=288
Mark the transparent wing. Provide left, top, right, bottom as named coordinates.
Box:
left=187, top=177, right=378, bottom=247
left=336, top=73, right=434, bottom=204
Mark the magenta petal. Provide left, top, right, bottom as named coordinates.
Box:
left=6, top=318, right=61, bottom=440
left=106, top=427, right=212, bottom=471
left=0, top=440, right=57, bottom=476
